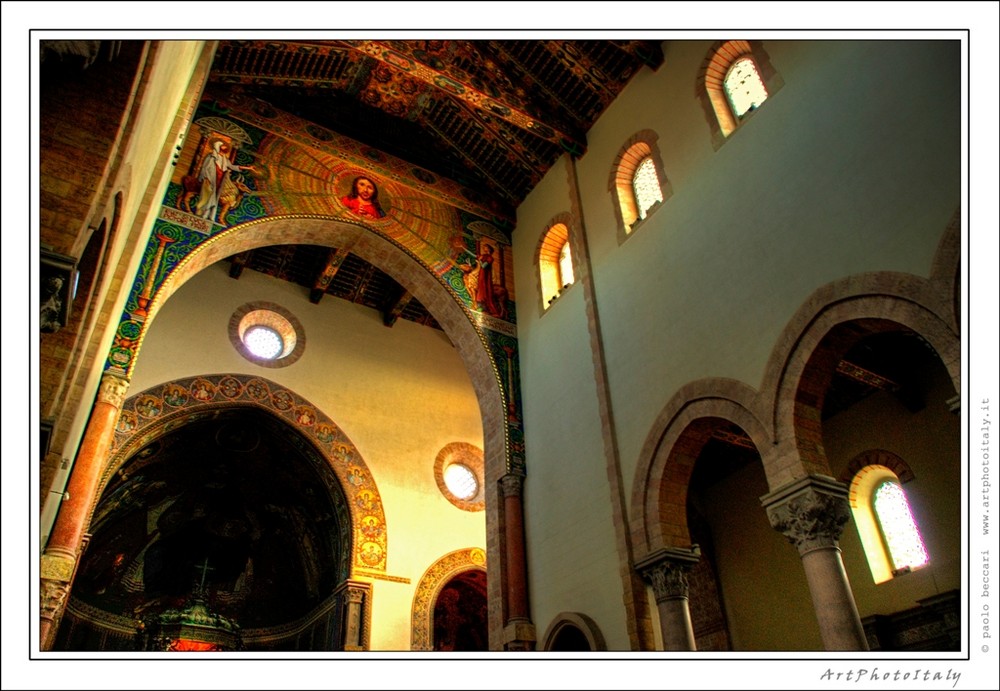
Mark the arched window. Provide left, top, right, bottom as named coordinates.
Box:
left=873, top=479, right=929, bottom=574
left=724, top=56, right=768, bottom=119
left=609, top=130, right=670, bottom=242
left=848, top=459, right=928, bottom=583
left=537, top=221, right=575, bottom=309
left=697, top=41, right=782, bottom=149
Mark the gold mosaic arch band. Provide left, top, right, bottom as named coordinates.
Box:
left=105, top=373, right=389, bottom=573
left=409, top=547, right=487, bottom=651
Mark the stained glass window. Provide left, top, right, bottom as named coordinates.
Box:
left=725, top=56, right=768, bottom=119
left=243, top=325, right=284, bottom=360
left=632, top=157, right=662, bottom=220
left=874, top=480, right=928, bottom=573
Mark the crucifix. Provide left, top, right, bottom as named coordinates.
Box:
left=194, top=557, right=215, bottom=591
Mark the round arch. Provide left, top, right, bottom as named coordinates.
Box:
left=102, top=373, right=386, bottom=577
left=409, top=548, right=487, bottom=650
left=131, top=214, right=509, bottom=647
left=630, top=378, right=770, bottom=558
left=760, top=275, right=960, bottom=487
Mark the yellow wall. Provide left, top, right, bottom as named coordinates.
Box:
left=129, top=262, right=486, bottom=651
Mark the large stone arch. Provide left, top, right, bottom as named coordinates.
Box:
left=101, top=373, right=387, bottom=579
left=132, top=213, right=510, bottom=647
left=630, top=378, right=770, bottom=558
left=759, top=273, right=960, bottom=490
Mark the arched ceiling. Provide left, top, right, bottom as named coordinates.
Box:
left=72, top=408, right=348, bottom=630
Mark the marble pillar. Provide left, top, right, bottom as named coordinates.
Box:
left=40, top=372, right=129, bottom=650
left=761, top=474, right=869, bottom=651
left=636, top=546, right=701, bottom=650
left=499, top=473, right=536, bottom=650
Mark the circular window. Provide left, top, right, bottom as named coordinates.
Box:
left=229, top=302, right=305, bottom=368
left=444, top=463, right=478, bottom=500
left=434, top=442, right=485, bottom=512
left=243, top=325, right=284, bottom=360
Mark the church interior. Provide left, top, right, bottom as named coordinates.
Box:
left=32, top=34, right=967, bottom=658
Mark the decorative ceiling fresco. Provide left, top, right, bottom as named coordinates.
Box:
left=203, top=38, right=664, bottom=331
left=208, top=39, right=665, bottom=212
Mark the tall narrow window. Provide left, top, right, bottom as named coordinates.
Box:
left=609, top=131, right=670, bottom=242
left=724, top=56, right=768, bottom=119
left=632, top=157, right=663, bottom=220
left=847, top=457, right=928, bottom=584
left=873, top=480, right=928, bottom=574
left=538, top=221, right=575, bottom=310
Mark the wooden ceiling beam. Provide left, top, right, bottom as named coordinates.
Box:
left=340, top=40, right=588, bottom=153
left=227, top=250, right=254, bottom=279
left=381, top=286, right=414, bottom=328
left=611, top=40, right=665, bottom=69
left=309, top=246, right=352, bottom=304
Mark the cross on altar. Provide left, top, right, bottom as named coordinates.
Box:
left=195, top=557, right=215, bottom=590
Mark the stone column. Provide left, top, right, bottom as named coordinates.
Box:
left=499, top=473, right=536, bottom=650
left=336, top=580, right=371, bottom=650
left=635, top=546, right=701, bottom=650
left=40, top=372, right=129, bottom=650
left=761, top=474, right=869, bottom=651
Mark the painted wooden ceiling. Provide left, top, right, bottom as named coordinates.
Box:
left=209, top=39, right=664, bottom=211
left=208, top=39, right=664, bottom=328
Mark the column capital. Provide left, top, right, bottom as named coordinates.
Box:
left=40, top=578, right=71, bottom=622
left=343, top=584, right=367, bottom=605
left=760, top=474, right=851, bottom=555
left=499, top=473, right=524, bottom=498
left=97, top=372, right=131, bottom=408
left=635, top=546, right=701, bottom=602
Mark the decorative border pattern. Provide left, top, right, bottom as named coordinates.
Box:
left=409, top=548, right=486, bottom=650
left=106, top=373, right=388, bottom=573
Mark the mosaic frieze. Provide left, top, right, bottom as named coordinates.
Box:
left=108, top=374, right=388, bottom=573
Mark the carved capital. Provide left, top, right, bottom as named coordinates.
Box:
left=761, top=475, right=851, bottom=555
left=499, top=473, right=524, bottom=498
left=344, top=585, right=366, bottom=606
left=40, top=578, right=71, bottom=621
left=635, top=546, right=701, bottom=602
left=97, top=373, right=130, bottom=408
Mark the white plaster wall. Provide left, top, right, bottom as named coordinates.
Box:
left=513, top=163, right=629, bottom=649
left=579, top=39, right=961, bottom=502
left=130, top=262, right=486, bottom=651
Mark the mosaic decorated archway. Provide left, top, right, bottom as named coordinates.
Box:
left=409, top=548, right=487, bottom=651
left=103, top=373, right=388, bottom=575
